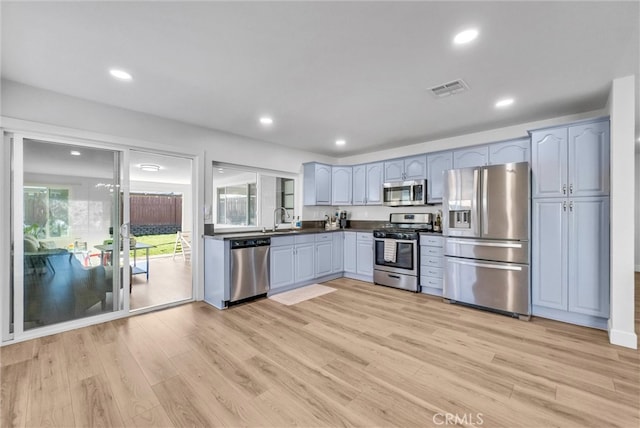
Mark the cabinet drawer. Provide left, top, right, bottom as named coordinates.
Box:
left=357, top=232, right=373, bottom=243
left=271, top=236, right=295, bottom=247
left=295, top=234, right=316, bottom=244
left=420, top=276, right=443, bottom=290
left=315, top=233, right=332, bottom=242
left=420, top=235, right=444, bottom=247
left=420, top=255, right=444, bottom=268
left=422, top=246, right=443, bottom=257
left=421, top=266, right=443, bottom=279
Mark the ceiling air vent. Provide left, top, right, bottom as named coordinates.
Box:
left=429, top=79, right=469, bottom=98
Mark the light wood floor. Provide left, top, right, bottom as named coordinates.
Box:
left=2, top=275, right=639, bottom=427
left=129, top=256, right=192, bottom=311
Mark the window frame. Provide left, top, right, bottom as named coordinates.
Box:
left=211, top=162, right=298, bottom=232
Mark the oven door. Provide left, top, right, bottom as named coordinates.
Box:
left=374, top=238, right=418, bottom=275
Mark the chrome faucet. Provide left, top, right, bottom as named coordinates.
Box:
left=273, top=207, right=290, bottom=231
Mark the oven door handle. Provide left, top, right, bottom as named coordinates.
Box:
left=374, top=238, right=416, bottom=244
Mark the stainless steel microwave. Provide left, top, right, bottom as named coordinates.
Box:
left=383, top=179, right=427, bottom=206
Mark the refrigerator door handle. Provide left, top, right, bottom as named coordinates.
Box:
left=446, top=258, right=523, bottom=271
left=481, top=168, right=488, bottom=236
left=446, top=239, right=523, bottom=249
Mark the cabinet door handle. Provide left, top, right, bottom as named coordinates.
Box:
left=562, top=184, right=566, bottom=194
left=569, top=201, right=573, bottom=211
left=569, top=184, right=573, bottom=194
left=563, top=201, right=567, bottom=211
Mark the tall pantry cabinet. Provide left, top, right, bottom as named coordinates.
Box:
left=530, top=119, right=610, bottom=329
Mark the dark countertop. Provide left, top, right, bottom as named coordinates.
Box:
left=205, top=227, right=444, bottom=240
left=205, top=227, right=376, bottom=241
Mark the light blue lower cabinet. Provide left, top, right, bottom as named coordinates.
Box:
left=343, top=232, right=357, bottom=274
left=332, top=232, right=344, bottom=273
left=355, top=233, right=374, bottom=279
left=270, top=245, right=295, bottom=291
left=294, top=242, right=315, bottom=283
left=532, top=197, right=610, bottom=329
left=419, top=235, right=444, bottom=296
left=315, top=240, right=333, bottom=277
left=269, top=233, right=344, bottom=296
left=342, top=231, right=372, bottom=281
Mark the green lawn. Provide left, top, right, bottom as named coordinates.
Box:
left=132, top=233, right=180, bottom=257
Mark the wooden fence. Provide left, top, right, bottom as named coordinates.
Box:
left=130, top=194, right=182, bottom=226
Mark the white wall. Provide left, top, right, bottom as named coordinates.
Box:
left=0, top=79, right=337, bottom=224
left=607, top=75, right=637, bottom=349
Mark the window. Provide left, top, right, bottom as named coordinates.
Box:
left=216, top=183, right=257, bottom=226
left=212, top=163, right=296, bottom=229
left=23, top=186, right=70, bottom=238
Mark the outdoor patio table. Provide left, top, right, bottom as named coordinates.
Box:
left=94, top=242, right=155, bottom=281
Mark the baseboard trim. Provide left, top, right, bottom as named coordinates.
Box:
left=608, top=320, right=638, bottom=349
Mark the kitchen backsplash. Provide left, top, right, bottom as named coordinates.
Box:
left=302, top=204, right=442, bottom=221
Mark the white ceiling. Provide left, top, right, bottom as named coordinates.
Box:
left=2, top=1, right=639, bottom=156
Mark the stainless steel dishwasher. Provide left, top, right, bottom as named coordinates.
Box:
left=229, top=238, right=270, bottom=303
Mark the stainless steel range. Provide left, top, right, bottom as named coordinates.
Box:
left=373, top=213, right=434, bottom=292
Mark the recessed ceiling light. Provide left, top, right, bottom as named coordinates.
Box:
left=70, top=150, right=81, bottom=156
left=495, top=98, right=515, bottom=108
left=109, top=68, right=133, bottom=81
left=453, top=29, right=479, bottom=45
left=139, top=164, right=160, bottom=172
left=218, top=168, right=224, bottom=174
left=259, top=116, right=273, bottom=125
left=335, top=139, right=346, bottom=146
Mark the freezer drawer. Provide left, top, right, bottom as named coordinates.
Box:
left=443, top=256, right=530, bottom=315
left=445, top=237, right=528, bottom=264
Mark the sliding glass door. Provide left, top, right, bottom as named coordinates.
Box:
left=128, top=150, right=193, bottom=311
left=10, top=135, right=130, bottom=336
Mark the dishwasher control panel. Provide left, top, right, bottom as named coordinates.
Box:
left=230, top=238, right=271, bottom=248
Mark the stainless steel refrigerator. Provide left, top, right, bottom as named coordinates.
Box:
left=442, top=162, right=530, bottom=319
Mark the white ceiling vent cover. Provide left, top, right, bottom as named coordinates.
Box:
left=429, top=79, right=469, bottom=98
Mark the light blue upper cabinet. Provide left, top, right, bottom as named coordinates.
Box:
left=384, top=159, right=405, bottom=181
left=568, top=122, right=610, bottom=197
left=426, top=152, right=453, bottom=204
left=531, top=128, right=568, bottom=198
left=303, top=162, right=332, bottom=205
left=403, top=155, right=427, bottom=180
left=489, top=138, right=530, bottom=165
left=453, top=146, right=489, bottom=169
left=384, top=155, right=426, bottom=181
left=365, top=162, right=384, bottom=204
left=567, top=197, right=610, bottom=318
left=352, top=164, right=366, bottom=205
left=532, top=120, right=610, bottom=199
left=331, top=166, right=352, bottom=205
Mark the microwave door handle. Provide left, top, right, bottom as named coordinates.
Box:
left=409, top=185, right=415, bottom=202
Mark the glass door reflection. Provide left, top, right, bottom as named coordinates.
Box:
left=20, top=139, right=124, bottom=330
